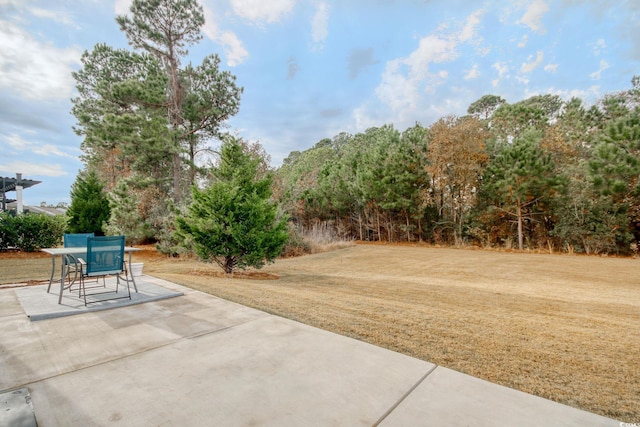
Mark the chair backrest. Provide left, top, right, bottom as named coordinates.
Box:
left=64, top=233, right=95, bottom=248
left=85, top=235, right=125, bottom=276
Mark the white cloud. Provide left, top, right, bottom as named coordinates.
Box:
left=375, top=34, right=457, bottom=114
left=4, top=133, right=78, bottom=160
left=28, top=7, right=77, bottom=27
left=407, top=35, right=459, bottom=77
left=352, top=104, right=378, bottom=132
left=544, top=63, right=558, bottom=72
left=202, top=5, right=249, bottom=66
left=426, top=70, right=449, bottom=93
left=518, top=0, right=549, bottom=34
left=517, top=34, right=528, bottom=48
left=0, top=20, right=81, bottom=100
left=230, top=0, right=296, bottom=24
left=592, top=38, right=606, bottom=56
left=492, top=61, right=509, bottom=87
left=311, top=2, right=329, bottom=50
left=366, top=10, right=484, bottom=126
left=0, top=0, right=22, bottom=8
left=376, top=59, right=418, bottom=113
left=201, top=5, right=219, bottom=40
left=218, top=31, right=249, bottom=66
left=458, top=9, right=484, bottom=43
left=476, top=45, right=492, bottom=57
left=520, top=50, right=544, bottom=73
left=590, top=59, right=610, bottom=80
left=0, top=161, right=68, bottom=177
left=34, top=144, right=78, bottom=159
left=493, top=61, right=509, bottom=77
left=114, top=0, right=132, bottom=15
left=5, top=133, right=26, bottom=150
left=464, top=64, right=479, bottom=80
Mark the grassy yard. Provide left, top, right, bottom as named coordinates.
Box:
left=2, top=243, right=639, bottom=422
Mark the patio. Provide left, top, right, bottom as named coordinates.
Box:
left=0, top=275, right=619, bottom=426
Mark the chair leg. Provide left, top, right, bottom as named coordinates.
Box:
left=81, top=276, right=86, bottom=306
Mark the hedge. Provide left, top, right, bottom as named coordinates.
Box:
left=0, top=212, right=67, bottom=252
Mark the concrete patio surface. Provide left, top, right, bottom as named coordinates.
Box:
left=0, top=275, right=620, bottom=426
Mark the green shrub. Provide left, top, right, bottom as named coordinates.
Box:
left=0, top=213, right=18, bottom=250
left=0, top=212, right=67, bottom=252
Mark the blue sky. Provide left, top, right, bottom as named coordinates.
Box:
left=1, top=0, right=639, bottom=205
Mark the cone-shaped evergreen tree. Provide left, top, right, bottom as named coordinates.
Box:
left=176, top=136, right=288, bottom=274
left=67, top=170, right=111, bottom=235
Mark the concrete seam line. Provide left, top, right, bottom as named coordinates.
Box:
left=371, top=364, right=438, bottom=427
left=179, top=314, right=270, bottom=341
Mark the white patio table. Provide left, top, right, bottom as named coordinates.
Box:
left=41, top=246, right=141, bottom=304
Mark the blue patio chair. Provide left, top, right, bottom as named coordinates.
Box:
left=79, top=235, right=130, bottom=305
left=64, top=233, right=94, bottom=248
left=62, top=233, right=94, bottom=288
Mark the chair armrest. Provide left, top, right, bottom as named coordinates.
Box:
left=77, top=258, right=86, bottom=273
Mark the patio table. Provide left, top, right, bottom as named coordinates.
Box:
left=41, top=246, right=141, bottom=304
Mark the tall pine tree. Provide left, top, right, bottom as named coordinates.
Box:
left=481, top=130, right=565, bottom=250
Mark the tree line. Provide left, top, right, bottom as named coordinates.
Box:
left=70, top=0, right=640, bottom=258
left=274, top=84, right=640, bottom=255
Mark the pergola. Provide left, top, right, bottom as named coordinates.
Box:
left=1, top=174, right=41, bottom=212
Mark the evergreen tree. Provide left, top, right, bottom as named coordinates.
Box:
left=589, top=110, right=640, bottom=252
left=480, top=130, right=565, bottom=250
left=67, top=170, right=111, bottom=235
left=552, top=164, right=627, bottom=254
left=467, top=94, right=506, bottom=120
left=104, top=179, right=150, bottom=244
left=176, top=137, right=288, bottom=274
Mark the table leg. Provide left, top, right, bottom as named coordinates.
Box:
left=46, top=255, right=56, bottom=293
left=58, top=255, right=66, bottom=304
left=128, top=251, right=138, bottom=292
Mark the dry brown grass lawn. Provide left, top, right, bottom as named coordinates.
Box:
left=2, top=244, right=638, bottom=422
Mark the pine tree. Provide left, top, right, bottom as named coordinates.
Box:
left=589, top=111, right=640, bottom=252
left=176, top=137, right=289, bottom=274
left=104, top=179, right=150, bottom=244
left=67, top=170, right=111, bottom=235
left=481, top=130, right=565, bottom=250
